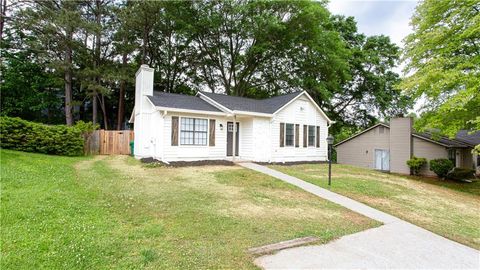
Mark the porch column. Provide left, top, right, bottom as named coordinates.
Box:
left=232, top=114, right=236, bottom=162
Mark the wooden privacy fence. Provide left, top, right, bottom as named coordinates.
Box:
left=84, top=130, right=134, bottom=155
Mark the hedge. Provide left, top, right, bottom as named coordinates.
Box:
left=0, top=116, right=96, bottom=156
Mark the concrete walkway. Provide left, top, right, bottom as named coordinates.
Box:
left=239, top=162, right=480, bottom=269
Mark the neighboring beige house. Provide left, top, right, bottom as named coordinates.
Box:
left=335, top=117, right=480, bottom=176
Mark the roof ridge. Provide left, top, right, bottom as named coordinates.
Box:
left=199, top=90, right=303, bottom=101
left=154, top=91, right=198, bottom=97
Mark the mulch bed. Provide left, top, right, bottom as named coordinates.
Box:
left=140, top=158, right=235, bottom=167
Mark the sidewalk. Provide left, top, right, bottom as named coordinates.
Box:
left=239, top=162, right=480, bottom=269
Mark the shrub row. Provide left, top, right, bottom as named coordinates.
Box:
left=0, top=117, right=96, bottom=156
left=406, top=156, right=476, bottom=181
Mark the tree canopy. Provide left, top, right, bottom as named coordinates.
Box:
left=1, top=0, right=409, bottom=132
left=401, top=0, right=480, bottom=137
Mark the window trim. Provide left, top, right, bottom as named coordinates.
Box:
left=179, top=116, right=209, bottom=146
left=307, top=125, right=316, bottom=147
left=285, top=123, right=295, bottom=147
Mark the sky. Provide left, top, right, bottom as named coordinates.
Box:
left=328, top=0, right=419, bottom=74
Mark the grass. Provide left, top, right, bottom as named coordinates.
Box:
left=0, top=150, right=379, bottom=269
left=269, top=163, right=480, bottom=250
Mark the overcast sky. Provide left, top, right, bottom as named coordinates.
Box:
left=328, top=0, right=419, bottom=74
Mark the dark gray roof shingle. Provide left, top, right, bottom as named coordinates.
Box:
left=413, top=132, right=472, bottom=148
left=147, top=91, right=222, bottom=112
left=455, top=130, right=480, bottom=146
left=200, top=91, right=303, bottom=114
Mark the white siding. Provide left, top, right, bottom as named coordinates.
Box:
left=252, top=118, right=271, bottom=162
left=270, top=96, right=329, bottom=162
left=239, top=118, right=254, bottom=159
left=163, top=113, right=228, bottom=161
left=134, top=97, right=161, bottom=158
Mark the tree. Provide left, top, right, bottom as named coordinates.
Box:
left=189, top=0, right=348, bottom=98
left=1, top=30, right=63, bottom=123
left=330, top=16, right=411, bottom=130
left=14, top=0, right=88, bottom=126
left=401, top=0, right=480, bottom=137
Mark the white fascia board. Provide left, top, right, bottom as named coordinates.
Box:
left=129, top=106, right=135, bottom=123
left=196, top=92, right=233, bottom=113
left=273, top=91, right=333, bottom=123
left=155, top=106, right=228, bottom=116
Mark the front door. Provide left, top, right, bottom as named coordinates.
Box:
left=227, top=122, right=239, bottom=156
left=375, top=149, right=390, bottom=171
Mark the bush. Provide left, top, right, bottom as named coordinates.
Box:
left=0, top=116, right=97, bottom=156
left=406, top=156, right=427, bottom=175
left=446, top=167, right=476, bottom=181
left=430, top=158, right=454, bottom=178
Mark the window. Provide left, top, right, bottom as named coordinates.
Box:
left=180, top=117, right=208, bottom=145
left=285, top=123, right=294, bottom=146
left=308, top=125, right=315, bottom=146
left=379, top=126, right=384, bottom=134
left=448, top=149, right=456, bottom=167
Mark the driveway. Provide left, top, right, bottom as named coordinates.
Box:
left=239, top=163, right=480, bottom=269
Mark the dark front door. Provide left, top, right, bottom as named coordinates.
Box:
left=227, top=122, right=239, bottom=156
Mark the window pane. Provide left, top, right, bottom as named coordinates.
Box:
left=180, top=117, right=208, bottom=145
left=181, top=118, right=194, bottom=131
left=285, top=123, right=294, bottom=146
left=308, top=126, right=315, bottom=146
left=195, top=119, right=208, bottom=132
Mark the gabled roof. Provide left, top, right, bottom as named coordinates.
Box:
left=334, top=123, right=389, bottom=147
left=147, top=91, right=222, bottom=112
left=334, top=122, right=475, bottom=148
left=412, top=132, right=472, bottom=148
left=455, top=130, right=480, bottom=146
left=198, top=91, right=303, bottom=114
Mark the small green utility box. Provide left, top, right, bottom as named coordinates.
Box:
left=129, top=141, right=134, bottom=156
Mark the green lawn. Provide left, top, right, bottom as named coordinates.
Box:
left=0, top=150, right=378, bottom=269
left=270, top=163, right=480, bottom=250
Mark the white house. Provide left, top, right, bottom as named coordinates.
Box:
left=130, top=65, right=333, bottom=163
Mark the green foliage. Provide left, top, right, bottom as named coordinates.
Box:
left=0, top=117, right=97, bottom=156
left=331, top=16, right=412, bottom=128
left=429, top=159, right=454, bottom=178
left=401, top=0, right=480, bottom=137
left=446, top=167, right=476, bottom=181
left=406, top=156, right=427, bottom=176
left=5, top=0, right=407, bottom=130
left=0, top=30, right=64, bottom=123
left=473, top=144, right=480, bottom=155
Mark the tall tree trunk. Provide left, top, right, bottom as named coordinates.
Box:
left=98, top=94, right=108, bottom=130
left=116, top=52, right=127, bottom=130
left=64, top=29, right=74, bottom=126
left=93, top=0, right=102, bottom=126
left=92, top=96, right=98, bottom=125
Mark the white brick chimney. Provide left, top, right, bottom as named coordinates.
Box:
left=135, top=64, right=154, bottom=116
left=134, top=65, right=155, bottom=158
